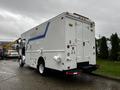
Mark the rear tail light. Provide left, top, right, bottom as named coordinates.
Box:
left=66, top=72, right=80, bottom=75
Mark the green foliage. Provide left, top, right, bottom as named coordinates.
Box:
left=95, top=59, right=120, bottom=78
left=110, top=33, right=120, bottom=60
left=99, top=36, right=108, bottom=59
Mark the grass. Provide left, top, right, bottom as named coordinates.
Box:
left=94, top=58, right=120, bottom=78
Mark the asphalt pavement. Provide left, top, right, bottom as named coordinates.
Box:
left=0, top=59, right=120, bottom=90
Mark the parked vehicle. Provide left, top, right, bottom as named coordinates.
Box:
left=5, top=50, right=19, bottom=58
left=18, top=12, right=97, bottom=75
left=0, top=49, right=3, bottom=60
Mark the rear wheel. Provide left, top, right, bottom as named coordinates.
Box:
left=38, top=61, right=46, bottom=76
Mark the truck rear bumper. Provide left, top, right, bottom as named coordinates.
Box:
left=79, top=64, right=98, bottom=72
left=63, top=62, right=98, bottom=75
left=77, top=62, right=98, bottom=72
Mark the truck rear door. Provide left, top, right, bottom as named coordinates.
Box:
left=75, top=21, right=84, bottom=63
left=75, top=21, right=95, bottom=64
left=75, top=21, right=91, bottom=63
left=82, top=23, right=91, bottom=62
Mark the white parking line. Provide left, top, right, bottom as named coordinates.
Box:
left=0, top=71, right=15, bottom=75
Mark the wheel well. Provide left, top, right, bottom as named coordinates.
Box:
left=37, top=57, right=45, bottom=68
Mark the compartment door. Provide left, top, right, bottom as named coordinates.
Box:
left=65, top=18, right=77, bottom=69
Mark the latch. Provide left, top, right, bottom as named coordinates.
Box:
left=83, top=42, right=85, bottom=46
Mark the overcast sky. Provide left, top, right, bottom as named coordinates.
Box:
left=0, top=0, right=120, bottom=41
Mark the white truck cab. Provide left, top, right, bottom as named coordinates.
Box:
left=18, top=12, right=97, bottom=75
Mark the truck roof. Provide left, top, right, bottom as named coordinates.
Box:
left=21, top=12, right=94, bottom=36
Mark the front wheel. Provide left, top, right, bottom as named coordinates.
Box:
left=19, top=57, right=25, bottom=67
left=38, top=62, right=46, bottom=76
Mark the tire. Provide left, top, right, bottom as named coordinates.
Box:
left=19, top=59, right=24, bottom=67
left=38, top=61, right=46, bottom=76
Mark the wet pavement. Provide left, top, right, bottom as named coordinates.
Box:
left=0, top=59, right=120, bottom=90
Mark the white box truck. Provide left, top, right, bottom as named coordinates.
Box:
left=18, top=12, right=97, bottom=75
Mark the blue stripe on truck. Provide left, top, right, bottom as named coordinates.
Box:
left=28, top=22, right=50, bottom=43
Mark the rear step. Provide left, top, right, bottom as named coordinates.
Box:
left=64, top=64, right=98, bottom=75
left=79, top=65, right=98, bottom=72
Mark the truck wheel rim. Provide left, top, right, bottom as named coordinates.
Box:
left=39, top=64, right=44, bottom=74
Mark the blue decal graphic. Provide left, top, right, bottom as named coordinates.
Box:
left=28, top=22, right=50, bottom=44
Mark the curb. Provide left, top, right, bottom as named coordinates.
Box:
left=91, top=73, right=120, bottom=82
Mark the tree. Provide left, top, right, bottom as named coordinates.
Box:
left=110, top=33, right=119, bottom=60
left=119, top=38, right=120, bottom=51
left=99, top=36, right=108, bottom=59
